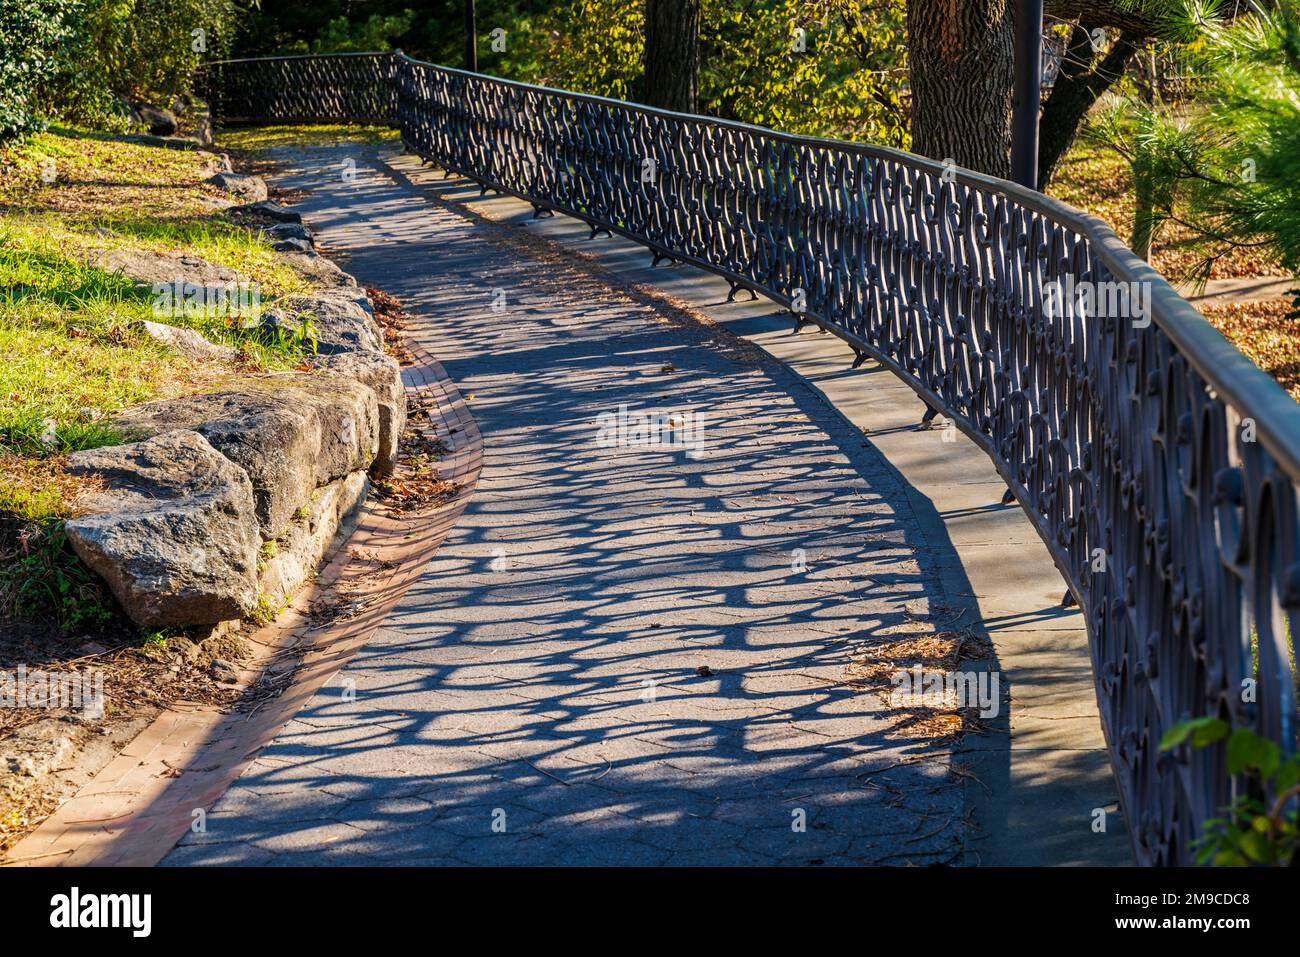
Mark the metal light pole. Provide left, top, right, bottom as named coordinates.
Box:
left=1010, top=0, right=1044, bottom=190
left=465, top=0, right=478, bottom=72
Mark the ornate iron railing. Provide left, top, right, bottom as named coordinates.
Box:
left=202, top=52, right=397, bottom=125
left=204, top=52, right=1300, bottom=866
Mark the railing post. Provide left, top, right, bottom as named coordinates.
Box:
left=1011, top=0, right=1043, bottom=189
left=465, top=0, right=478, bottom=72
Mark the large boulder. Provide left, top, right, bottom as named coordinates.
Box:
left=195, top=112, right=214, bottom=149
left=288, top=376, right=381, bottom=484
left=268, top=222, right=313, bottom=244
left=239, top=200, right=302, bottom=224
left=207, top=172, right=268, bottom=203
left=259, top=472, right=369, bottom=606
left=65, top=431, right=261, bottom=628
left=262, top=290, right=384, bottom=355
left=315, top=351, right=406, bottom=474
left=113, top=393, right=318, bottom=541
left=112, top=379, right=380, bottom=540
left=273, top=237, right=313, bottom=253
left=89, top=248, right=250, bottom=290
left=281, top=251, right=357, bottom=289
left=134, top=103, right=178, bottom=137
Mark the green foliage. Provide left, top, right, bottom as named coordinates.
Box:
left=48, top=0, right=241, bottom=122
left=703, top=0, right=908, bottom=143
left=1085, top=101, right=1209, bottom=259
left=2, top=0, right=246, bottom=136
left=1116, top=0, right=1228, bottom=42
left=538, top=0, right=643, bottom=100
left=235, top=0, right=907, bottom=142
left=536, top=0, right=907, bottom=142
left=1161, top=718, right=1300, bottom=866
left=311, top=9, right=416, bottom=53
left=254, top=308, right=318, bottom=355
left=0, top=520, right=115, bottom=631
left=139, top=629, right=172, bottom=652
left=250, top=589, right=287, bottom=625
left=1179, top=2, right=1300, bottom=281
left=0, top=0, right=78, bottom=144
left=1085, top=2, right=1300, bottom=280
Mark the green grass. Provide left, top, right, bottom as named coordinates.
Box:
left=217, top=123, right=400, bottom=151
left=0, top=225, right=310, bottom=459
left=0, top=127, right=329, bottom=630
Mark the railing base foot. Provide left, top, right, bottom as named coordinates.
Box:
left=792, top=313, right=811, bottom=333
left=650, top=251, right=677, bottom=268
left=851, top=350, right=870, bottom=369
left=589, top=224, right=612, bottom=239
left=1001, top=488, right=1016, bottom=505
left=531, top=204, right=554, bottom=219
left=727, top=282, right=758, bottom=303
left=1061, top=590, right=1078, bottom=609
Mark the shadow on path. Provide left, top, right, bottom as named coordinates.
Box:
left=163, top=143, right=1005, bottom=866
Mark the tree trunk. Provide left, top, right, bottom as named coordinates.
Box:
left=643, top=0, right=700, bottom=113
left=1037, top=26, right=1142, bottom=188
left=1131, top=165, right=1156, bottom=261
left=906, top=0, right=1015, bottom=179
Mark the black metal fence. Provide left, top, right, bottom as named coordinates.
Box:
left=205, top=51, right=1300, bottom=866
left=203, top=53, right=397, bottom=125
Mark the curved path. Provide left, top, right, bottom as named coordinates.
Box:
left=160, top=144, right=975, bottom=866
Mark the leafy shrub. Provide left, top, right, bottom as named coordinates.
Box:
left=0, top=0, right=77, bottom=144
left=1, top=0, right=246, bottom=136
left=311, top=10, right=416, bottom=53
left=1161, top=717, right=1300, bottom=866
left=45, top=0, right=241, bottom=125
left=536, top=0, right=908, bottom=143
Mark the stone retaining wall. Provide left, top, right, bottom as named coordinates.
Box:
left=65, top=191, right=406, bottom=630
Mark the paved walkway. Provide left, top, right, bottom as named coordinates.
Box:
left=163, top=145, right=970, bottom=866
left=1182, top=275, right=1294, bottom=305
left=382, top=149, right=1131, bottom=866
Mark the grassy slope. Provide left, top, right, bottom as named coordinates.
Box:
left=0, top=130, right=314, bottom=520
left=217, top=124, right=398, bottom=152
left=0, top=128, right=329, bottom=634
